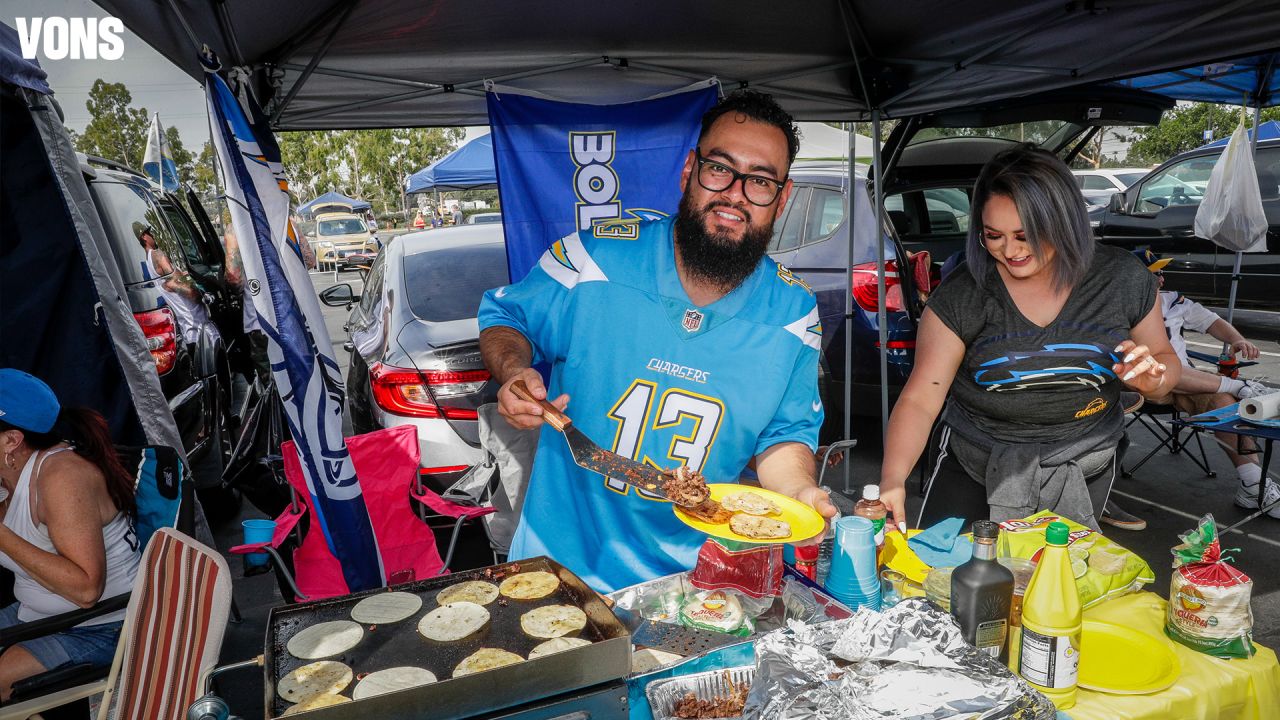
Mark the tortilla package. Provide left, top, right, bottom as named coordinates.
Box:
left=1166, top=514, right=1255, bottom=659
left=997, top=510, right=1153, bottom=608
left=688, top=538, right=785, bottom=599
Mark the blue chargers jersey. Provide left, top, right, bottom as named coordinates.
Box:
left=478, top=217, right=823, bottom=592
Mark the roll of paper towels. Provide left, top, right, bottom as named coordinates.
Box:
left=1240, top=391, right=1280, bottom=422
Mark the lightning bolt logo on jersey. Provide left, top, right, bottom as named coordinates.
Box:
left=479, top=217, right=822, bottom=592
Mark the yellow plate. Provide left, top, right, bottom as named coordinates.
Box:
left=672, top=484, right=825, bottom=544
left=1078, top=619, right=1181, bottom=695
left=882, top=528, right=931, bottom=584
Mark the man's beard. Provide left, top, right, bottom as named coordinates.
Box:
left=674, top=193, right=774, bottom=292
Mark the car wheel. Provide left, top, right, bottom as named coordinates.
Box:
left=191, top=378, right=240, bottom=527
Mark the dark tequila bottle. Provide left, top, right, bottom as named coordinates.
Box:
left=951, top=520, right=1015, bottom=661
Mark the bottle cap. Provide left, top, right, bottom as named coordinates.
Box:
left=1045, top=521, right=1070, bottom=545
left=972, top=520, right=999, bottom=539
left=861, top=484, right=880, bottom=501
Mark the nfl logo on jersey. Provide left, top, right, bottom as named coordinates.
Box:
left=682, top=308, right=704, bottom=332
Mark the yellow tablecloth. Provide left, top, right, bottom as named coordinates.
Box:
left=1068, top=592, right=1280, bottom=720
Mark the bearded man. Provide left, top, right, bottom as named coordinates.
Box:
left=478, top=90, right=836, bottom=592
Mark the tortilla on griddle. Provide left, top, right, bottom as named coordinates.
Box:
left=281, top=691, right=351, bottom=715
left=276, top=660, right=353, bottom=702
left=520, top=604, right=588, bottom=639
left=721, top=491, right=780, bottom=516
left=417, top=601, right=490, bottom=641
left=499, top=571, right=560, bottom=600
left=453, top=648, right=524, bottom=677
left=351, top=666, right=438, bottom=700
left=527, top=636, right=592, bottom=658
left=436, top=580, right=500, bottom=606
left=729, top=514, right=791, bottom=539
left=350, top=591, right=423, bottom=624
left=286, top=620, right=364, bottom=660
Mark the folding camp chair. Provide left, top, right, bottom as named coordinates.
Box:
left=231, top=425, right=494, bottom=602
left=0, top=445, right=192, bottom=720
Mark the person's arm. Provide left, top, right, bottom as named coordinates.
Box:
left=755, top=442, right=837, bottom=530
left=879, top=308, right=965, bottom=533
left=479, top=326, right=567, bottom=429
left=1113, top=301, right=1180, bottom=402
left=0, top=459, right=110, bottom=607
left=1206, top=319, right=1260, bottom=360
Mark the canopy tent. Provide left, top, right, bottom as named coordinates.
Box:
left=1200, top=119, right=1280, bottom=149
left=297, top=190, right=371, bottom=217
left=797, top=122, right=873, bottom=160
left=405, top=133, right=496, bottom=193
left=95, top=1, right=1280, bottom=129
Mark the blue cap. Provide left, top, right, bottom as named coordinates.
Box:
left=0, top=369, right=60, bottom=434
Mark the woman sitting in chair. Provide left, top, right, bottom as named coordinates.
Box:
left=878, top=146, right=1179, bottom=533
left=0, top=369, right=140, bottom=700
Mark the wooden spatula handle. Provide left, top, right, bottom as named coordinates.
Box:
left=511, top=379, right=571, bottom=431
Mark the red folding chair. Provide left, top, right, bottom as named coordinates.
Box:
left=231, top=425, right=493, bottom=602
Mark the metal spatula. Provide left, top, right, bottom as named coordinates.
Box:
left=511, top=379, right=676, bottom=501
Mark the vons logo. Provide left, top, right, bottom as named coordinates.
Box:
left=16, top=17, right=124, bottom=60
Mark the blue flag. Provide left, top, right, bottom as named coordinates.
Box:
left=142, top=112, right=180, bottom=192
left=203, top=57, right=384, bottom=592
left=487, top=83, right=718, bottom=281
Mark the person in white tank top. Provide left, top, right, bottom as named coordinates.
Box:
left=0, top=369, right=140, bottom=700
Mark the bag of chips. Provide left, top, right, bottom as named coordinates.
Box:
left=997, top=510, right=1153, bottom=608
left=1166, top=514, right=1255, bottom=659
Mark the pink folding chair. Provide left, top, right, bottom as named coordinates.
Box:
left=231, top=425, right=493, bottom=601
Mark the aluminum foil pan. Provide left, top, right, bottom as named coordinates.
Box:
left=743, top=598, right=1057, bottom=720
left=647, top=666, right=756, bottom=720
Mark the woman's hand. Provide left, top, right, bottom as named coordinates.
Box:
left=1113, top=339, right=1167, bottom=395
left=879, top=480, right=909, bottom=535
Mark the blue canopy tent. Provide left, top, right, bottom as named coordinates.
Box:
left=1112, top=52, right=1280, bottom=328
left=297, top=190, right=372, bottom=218
left=1200, top=119, right=1280, bottom=149
left=405, top=134, right=496, bottom=193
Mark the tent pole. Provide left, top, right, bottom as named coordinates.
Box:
left=843, top=122, right=856, bottom=494
left=271, top=0, right=359, bottom=123
left=872, top=110, right=888, bottom=441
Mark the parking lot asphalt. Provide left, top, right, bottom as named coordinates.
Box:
left=205, top=267, right=1280, bottom=719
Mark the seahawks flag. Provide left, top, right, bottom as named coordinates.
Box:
left=142, top=112, right=180, bottom=192
left=203, top=53, right=384, bottom=592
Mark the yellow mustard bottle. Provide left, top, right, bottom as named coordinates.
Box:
left=1017, top=521, right=1081, bottom=710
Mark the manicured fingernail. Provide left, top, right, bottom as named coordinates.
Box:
left=1122, top=370, right=1136, bottom=381
left=898, top=522, right=907, bottom=533
left=1123, top=352, right=1136, bottom=363
left=1114, top=344, right=1125, bottom=352
left=1158, top=364, right=1166, bottom=372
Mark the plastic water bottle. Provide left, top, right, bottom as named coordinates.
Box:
left=815, top=510, right=840, bottom=587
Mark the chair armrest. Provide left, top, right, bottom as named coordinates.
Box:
left=7, top=662, right=103, bottom=702
left=1186, top=349, right=1218, bottom=365
left=0, top=592, right=129, bottom=647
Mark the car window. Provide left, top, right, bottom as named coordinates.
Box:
left=773, top=187, right=809, bottom=252
left=318, top=218, right=367, bottom=236
left=357, top=252, right=387, bottom=315
left=1135, top=156, right=1213, bottom=213
left=1115, top=172, right=1146, bottom=187
left=922, top=188, right=970, bottom=233
left=1082, top=175, right=1114, bottom=190
left=801, top=188, right=844, bottom=244
left=161, top=203, right=206, bottom=270
left=90, top=180, right=187, bottom=285
left=403, top=244, right=510, bottom=322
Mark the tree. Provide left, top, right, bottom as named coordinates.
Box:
left=164, top=125, right=194, bottom=182
left=1119, top=102, right=1280, bottom=166
left=74, top=79, right=149, bottom=168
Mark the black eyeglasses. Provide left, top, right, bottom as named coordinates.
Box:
left=694, top=149, right=786, bottom=207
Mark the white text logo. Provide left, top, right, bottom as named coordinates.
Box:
left=570, top=131, right=620, bottom=231
left=16, top=17, right=124, bottom=60
left=646, top=358, right=710, bottom=384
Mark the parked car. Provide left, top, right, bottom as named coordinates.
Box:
left=466, top=212, right=503, bottom=225
left=771, top=86, right=1171, bottom=431
left=81, top=155, right=242, bottom=518
left=1093, top=138, right=1280, bottom=307
left=312, top=201, right=378, bottom=269
left=1072, top=167, right=1149, bottom=208
left=321, top=225, right=506, bottom=490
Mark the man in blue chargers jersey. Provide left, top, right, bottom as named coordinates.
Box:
left=478, top=91, right=837, bottom=592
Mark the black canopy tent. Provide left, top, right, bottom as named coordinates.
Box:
left=97, top=0, right=1280, bottom=442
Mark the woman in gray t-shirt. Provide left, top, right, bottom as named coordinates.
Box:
left=878, top=146, right=1179, bottom=532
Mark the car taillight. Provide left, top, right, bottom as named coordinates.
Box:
left=134, top=308, right=177, bottom=374
left=370, top=363, right=489, bottom=420
left=851, top=251, right=933, bottom=313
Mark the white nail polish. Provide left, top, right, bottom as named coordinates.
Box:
left=1123, top=352, right=1136, bottom=363
left=1114, top=344, right=1125, bottom=352
left=1122, top=370, right=1136, bottom=381
left=898, top=522, right=907, bottom=533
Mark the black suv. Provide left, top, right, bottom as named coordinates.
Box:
left=1093, top=138, right=1280, bottom=308
left=81, top=157, right=242, bottom=514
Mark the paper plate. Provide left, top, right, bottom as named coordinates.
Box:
left=672, top=485, right=824, bottom=545
left=882, top=529, right=930, bottom=584
left=1078, top=619, right=1181, bottom=695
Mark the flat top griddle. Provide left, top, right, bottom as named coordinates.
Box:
left=264, top=557, right=630, bottom=719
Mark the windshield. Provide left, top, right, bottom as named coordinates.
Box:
left=403, top=244, right=510, bottom=322
left=318, top=218, right=367, bottom=236
left=1115, top=172, right=1146, bottom=187
left=470, top=214, right=502, bottom=224
left=909, top=121, right=1079, bottom=147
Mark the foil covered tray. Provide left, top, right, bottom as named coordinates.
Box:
left=646, top=666, right=755, bottom=720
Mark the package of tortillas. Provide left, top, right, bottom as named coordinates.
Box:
left=1166, top=514, right=1255, bottom=659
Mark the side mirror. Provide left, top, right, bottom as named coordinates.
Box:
left=319, top=283, right=360, bottom=307
left=1107, top=192, right=1127, bottom=215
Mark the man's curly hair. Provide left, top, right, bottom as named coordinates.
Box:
left=698, top=90, right=800, bottom=165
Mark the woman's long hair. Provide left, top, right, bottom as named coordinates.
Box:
left=1, top=408, right=135, bottom=517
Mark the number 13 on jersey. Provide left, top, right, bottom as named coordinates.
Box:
left=605, top=380, right=724, bottom=498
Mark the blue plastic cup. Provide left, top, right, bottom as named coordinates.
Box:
left=824, top=516, right=879, bottom=595
left=242, top=519, right=276, bottom=568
